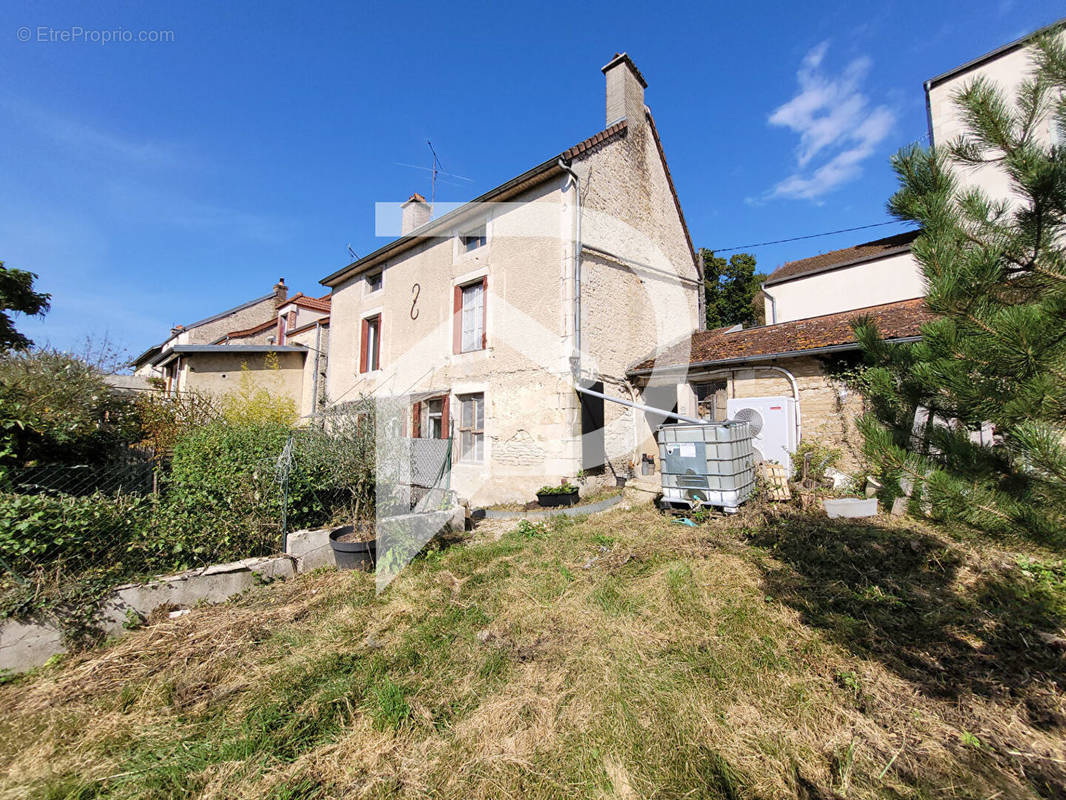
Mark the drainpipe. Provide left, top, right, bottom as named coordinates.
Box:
left=558, top=158, right=582, bottom=379
left=761, top=282, right=777, bottom=324
left=575, top=383, right=704, bottom=425
left=311, top=321, right=322, bottom=416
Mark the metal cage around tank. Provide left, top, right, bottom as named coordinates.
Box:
left=657, top=420, right=755, bottom=512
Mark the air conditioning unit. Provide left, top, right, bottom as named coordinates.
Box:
left=726, top=396, right=797, bottom=470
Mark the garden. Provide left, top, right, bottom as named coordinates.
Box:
left=0, top=348, right=375, bottom=646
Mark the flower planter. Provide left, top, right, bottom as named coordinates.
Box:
left=536, top=490, right=579, bottom=508
left=329, top=524, right=377, bottom=571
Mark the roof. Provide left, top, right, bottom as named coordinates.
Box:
left=182, top=292, right=275, bottom=331
left=628, top=298, right=932, bottom=375
left=320, top=121, right=630, bottom=288
left=131, top=342, right=163, bottom=368
left=924, top=17, right=1065, bottom=90
left=764, top=230, right=920, bottom=287
left=280, top=293, right=331, bottom=313
left=155, top=344, right=308, bottom=368
left=212, top=318, right=277, bottom=343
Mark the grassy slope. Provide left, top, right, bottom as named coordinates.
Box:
left=1, top=504, right=1064, bottom=799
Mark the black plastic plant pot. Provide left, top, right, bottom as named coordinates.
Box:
left=536, top=490, right=579, bottom=508
left=329, top=526, right=377, bottom=571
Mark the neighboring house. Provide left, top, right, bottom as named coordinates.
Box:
left=320, top=53, right=702, bottom=505
left=761, top=231, right=922, bottom=324
left=925, top=18, right=1064, bottom=202
left=131, top=279, right=330, bottom=418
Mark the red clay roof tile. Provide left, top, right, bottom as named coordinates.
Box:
left=628, top=298, right=932, bottom=373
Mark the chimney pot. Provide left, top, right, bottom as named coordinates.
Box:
left=401, top=193, right=431, bottom=235
left=601, top=52, right=647, bottom=128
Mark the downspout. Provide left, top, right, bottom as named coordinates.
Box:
left=311, top=321, right=322, bottom=417
left=558, top=158, right=582, bottom=379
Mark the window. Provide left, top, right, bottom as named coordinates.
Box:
left=453, top=278, right=486, bottom=353
left=694, top=381, right=728, bottom=421
left=412, top=395, right=449, bottom=439
left=457, top=393, right=484, bottom=463
left=424, top=398, right=444, bottom=439
left=360, top=314, right=381, bottom=373
left=461, top=225, right=486, bottom=253
left=366, top=271, right=382, bottom=293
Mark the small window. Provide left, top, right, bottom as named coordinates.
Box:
left=366, top=271, right=383, bottom=293
left=361, top=315, right=381, bottom=373
left=694, top=381, right=728, bottom=422
left=457, top=280, right=485, bottom=353
left=461, top=225, right=486, bottom=253
left=458, top=393, right=484, bottom=463
left=423, top=398, right=443, bottom=439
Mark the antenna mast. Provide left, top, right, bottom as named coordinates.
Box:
left=427, top=139, right=443, bottom=208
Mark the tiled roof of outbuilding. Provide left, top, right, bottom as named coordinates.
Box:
left=628, top=298, right=932, bottom=374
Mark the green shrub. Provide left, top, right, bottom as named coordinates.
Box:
left=537, top=484, right=578, bottom=495
left=791, top=440, right=843, bottom=483
left=0, top=491, right=150, bottom=574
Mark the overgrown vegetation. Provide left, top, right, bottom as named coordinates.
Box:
left=855, top=34, right=1066, bottom=541
left=0, top=344, right=377, bottom=644
left=1, top=505, right=1063, bottom=798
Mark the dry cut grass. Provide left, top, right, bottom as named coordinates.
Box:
left=1, top=502, right=1064, bottom=799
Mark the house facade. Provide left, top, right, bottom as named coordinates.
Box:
left=321, top=54, right=701, bottom=505
left=131, top=279, right=330, bottom=418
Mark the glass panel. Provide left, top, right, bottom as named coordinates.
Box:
left=460, top=431, right=473, bottom=461
left=475, top=394, right=484, bottom=429
left=461, top=283, right=483, bottom=352
left=460, top=396, right=472, bottom=427
left=474, top=432, right=484, bottom=462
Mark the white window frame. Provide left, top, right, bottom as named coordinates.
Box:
left=360, top=308, right=383, bottom=374
left=456, top=392, right=485, bottom=464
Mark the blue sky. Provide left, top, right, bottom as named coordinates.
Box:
left=2, top=0, right=1061, bottom=359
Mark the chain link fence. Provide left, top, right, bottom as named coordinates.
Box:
left=3, top=459, right=157, bottom=497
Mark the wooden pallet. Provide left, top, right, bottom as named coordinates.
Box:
left=758, top=462, right=792, bottom=501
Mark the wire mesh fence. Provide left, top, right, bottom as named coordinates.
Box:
left=3, top=459, right=157, bottom=497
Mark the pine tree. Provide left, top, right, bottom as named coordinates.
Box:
left=854, top=33, right=1066, bottom=542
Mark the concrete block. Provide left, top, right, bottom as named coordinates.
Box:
left=823, top=498, right=878, bottom=519
left=286, top=527, right=337, bottom=572
left=98, top=555, right=297, bottom=636
left=0, top=618, right=65, bottom=674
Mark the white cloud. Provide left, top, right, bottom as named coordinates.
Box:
left=764, top=42, right=895, bottom=201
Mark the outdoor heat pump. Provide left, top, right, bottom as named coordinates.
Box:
left=725, top=396, right=797, bottom=471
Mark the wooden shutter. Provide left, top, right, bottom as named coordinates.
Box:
left=480, top=276, right=488, bottom=350
left=359, top=317, right=368, bottom=373
left=440, top=394, right=450, bottom=440
left=453, top=284, right=462, bottom=354
left=412, top=402, right=421, bottom=438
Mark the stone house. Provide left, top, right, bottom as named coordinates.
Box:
left=131, top=279, right=330, bottom=418
left=320, top=53, right=702, bottom=505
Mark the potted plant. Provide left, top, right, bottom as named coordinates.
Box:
left=536, top=483, right=579, bottom=508
left=329, top=521, right=377, bottom=570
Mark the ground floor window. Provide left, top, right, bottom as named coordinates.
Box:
left=412, top=394, right=450, bottom=440
left=457, top=393, right=484, bottom=463
left=694, top=380, right=728, bottom=421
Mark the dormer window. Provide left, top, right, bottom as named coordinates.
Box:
left=366, top=271, right=383, bottom=294
left=461, top=225, right=486, bottom=253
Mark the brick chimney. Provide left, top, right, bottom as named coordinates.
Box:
left=601, top=52, right=647, bottom=127
left=273, top=277, right=288, bottom=307
left=401, top=193, right=431, bottom=235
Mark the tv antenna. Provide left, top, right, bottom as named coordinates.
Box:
left=427, top=140, right=443, bottom=207
left=346, top=243, right=358, bottom=261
